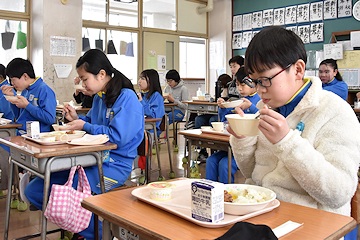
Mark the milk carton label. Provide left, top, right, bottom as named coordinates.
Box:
left=191, top=179, right=224, bottom=223
left=26, top=121, right=40, bottom=139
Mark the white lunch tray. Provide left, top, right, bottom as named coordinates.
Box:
left=131, top=179, right=280, bottom=228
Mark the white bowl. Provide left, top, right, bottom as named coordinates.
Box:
left=74, top=85, right=85, bottom=90
left=4, top=95, right=18, bottom=101
left=211, top=122, right=224, bottom=132
left=221, top=99, right=244, bottom=108
left=224, top=184, right=276, bottom=215
left=225, top=114, right=259, bottom=136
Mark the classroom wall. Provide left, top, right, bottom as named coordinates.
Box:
left=31, top=0, right=82, bottom=104
left=232, top=0, right=360, bottom=56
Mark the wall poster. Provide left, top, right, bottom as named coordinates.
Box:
left=274, top=7, right=285, bottom=25
left=310, top=23, right=324, bottom=42
left=297, top=3, right=310, bottom=23
left=310, top=1, right=324, bottom=21
left=324, top=0, right=337, bottom=19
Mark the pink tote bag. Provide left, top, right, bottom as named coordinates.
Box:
left=44, top=166, right=92, bottom=233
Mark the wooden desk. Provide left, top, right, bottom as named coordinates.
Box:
left=164, top=103, right=178, bottom=146
left=179, top=129, right=231, bottom=183
left=182, top=101, right=219, bottom=128
left=82, top=180, right=356, bottom=240
left=0, top=123, right=22, bottom=138
left=1, top=136, right=117, bottom=240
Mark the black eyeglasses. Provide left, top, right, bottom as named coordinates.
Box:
left=244, top=64, right=292, bottom=88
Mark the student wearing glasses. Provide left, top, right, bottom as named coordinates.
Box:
left=228, top=26, right=360, bottom=219
left=163, top=69, right=189, bottom=125
left=318, top=58, right=348, bottom=101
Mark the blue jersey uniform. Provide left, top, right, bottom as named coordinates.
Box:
left=218, top=92, right=260, bottom=122
left=11, top=77, right=56, bottom=134
left=322, top=77, right=348, bottom=101
left=25, top=88, right=145, bottom=240
left=140, top=91, right=165, bottom=130
left=0, top=79, right=15, bottom=121
left=80, top=88, right=145, bottom=163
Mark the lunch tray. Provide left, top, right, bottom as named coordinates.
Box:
left=201, top=128, right=230, bottom=137
left=131, top=179, right=280, bottom=228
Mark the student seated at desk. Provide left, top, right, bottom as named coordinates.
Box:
left=137, top=69, right=165, bottom=137
left=228, top=26, right=360, bottom=221
left=1, top=58, right=57, bottom=135
left=25, top=49, right=145, bottom=240
left=319, top=58, right=348, bottom=101
left=206, top=67, right=260, bottom=184
left=0, top=63, right=15, bottom=197
left=163, top=69, right=189, bottom=125
left=0, top=64, right=15, bottom=121
left=73, top=76, right=95, bottom=108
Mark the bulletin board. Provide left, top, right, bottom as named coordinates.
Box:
left=337, top=50, right=360, bottom=69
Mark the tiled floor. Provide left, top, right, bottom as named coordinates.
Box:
left=0, top=123, right=245, bottom=239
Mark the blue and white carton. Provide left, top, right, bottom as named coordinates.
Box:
left=191, top=179, right=224, bottom=223
left=26, top=121, right=40, bottom=139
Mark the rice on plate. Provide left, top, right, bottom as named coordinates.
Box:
left=224, top=184, right=276, bottom=215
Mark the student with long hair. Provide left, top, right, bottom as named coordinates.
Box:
left=319, top=58, right=348, bottom=101
left=25, top=49, right=145, bottom=240
left=137, top=69, right=165, bottom=136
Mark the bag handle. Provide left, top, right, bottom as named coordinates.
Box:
left=18, top=22, right=21, bottom=32
left=77, top=166, right=91, bottom=192
left=5, top=20, right=10, bottom=32
left=64, top=166, right=91, bottom=193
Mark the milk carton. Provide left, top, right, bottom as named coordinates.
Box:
left=191, top=179, right=224, bottom=223
left=26, top=121, right=40, bottom=139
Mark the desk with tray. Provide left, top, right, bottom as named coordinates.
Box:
left=1, top=135, right=117, bottom=240
left=0, top=122, right=22, bottom=138
left=179, top=129, right=232, bottom=183
left=82, top=178, right=356, bottom=240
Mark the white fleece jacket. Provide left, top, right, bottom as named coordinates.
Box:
left=230, top=76, right=360, bottom=216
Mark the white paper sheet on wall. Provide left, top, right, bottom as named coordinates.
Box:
left=351, top=32, right=360, bottom=48
left=54, top=64, right=72, bottom=78
left=323, top=43, right=343, bottom=60
left=50, top=36, right=76, bottom=57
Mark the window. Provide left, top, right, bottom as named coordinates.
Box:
left=82, top=28, right=138, bottom=84
left=82, top=0, right=107, bottom=22
left=0, top=0, right=26, bottom=13
left=0, top=20, right=28, bottom=65
left=109, top=0, right=138, bottom=28
left=143, top=0, right=176, bottom=31
left=179, top=37, right=206, bottom=79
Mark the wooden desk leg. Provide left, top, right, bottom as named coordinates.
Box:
left=228, top=146, right=232, bottom=184
left=4, top=160, right=14, bottom=240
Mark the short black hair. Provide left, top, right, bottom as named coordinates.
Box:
left=245, top=26, right=307, bottom=75
left=6, top=58, right=36, bottom=79
left=235, top=67, right=247, bottom=83
left=320, top=58, right=343, bottom=81
left=229, top=55, right=244, bottom=66
left=0, top=64, right=5, bottom=79
left=166, top=69, right=180, bottom=82
left=217, top=74, right=232, bottom=88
